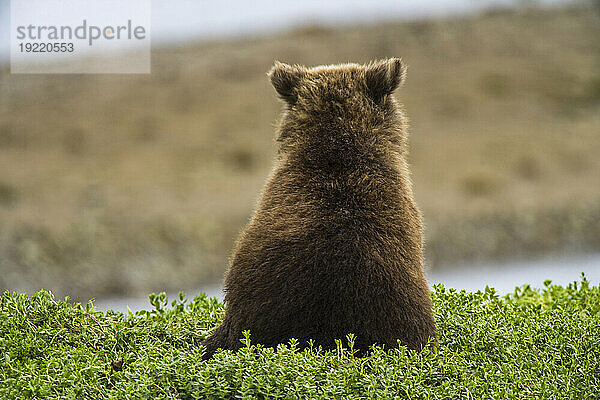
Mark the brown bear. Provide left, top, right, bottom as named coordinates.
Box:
left=202, top=58, right=437, bottom=360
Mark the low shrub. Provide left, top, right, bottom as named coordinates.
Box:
left=1, top=276, right=598, bottom=399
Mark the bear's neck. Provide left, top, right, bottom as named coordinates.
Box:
left=279, top=148, right=410, bottom=203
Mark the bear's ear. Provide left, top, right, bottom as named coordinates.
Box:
left=365, top=58, right=406, bottom=103
left=268, top=61, right=306, bottom=104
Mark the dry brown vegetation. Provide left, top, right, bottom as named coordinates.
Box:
left=1, top=6, right=599, bottom=299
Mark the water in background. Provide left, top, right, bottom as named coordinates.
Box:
left=0, top=0, right=574, bottom=62
left=92, top=253, right=600, bottom=313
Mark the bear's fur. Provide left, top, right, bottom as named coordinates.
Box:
left=202, top=58, right=437, bottom=360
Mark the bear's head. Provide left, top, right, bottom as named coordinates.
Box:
left=267, top=58, right=407, bottom=164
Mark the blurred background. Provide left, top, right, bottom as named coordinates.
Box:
left=1, top=0, right=599, bottom=310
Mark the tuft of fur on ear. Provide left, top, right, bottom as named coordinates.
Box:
left=365, top=58, right=406, bottom=103
left=268, top=61, right=306, bottom=104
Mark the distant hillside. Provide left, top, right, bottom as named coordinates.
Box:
left=0, top=5, right=599, bottom=299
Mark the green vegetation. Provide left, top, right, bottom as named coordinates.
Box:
left=1, top=6, right=600, bottom=299
left=1, top=278, right=598, bottom=399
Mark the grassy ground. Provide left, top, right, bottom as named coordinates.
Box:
left=1, top=6, right=600, bottom=299
left=1, top=278, right=598, bottom=399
